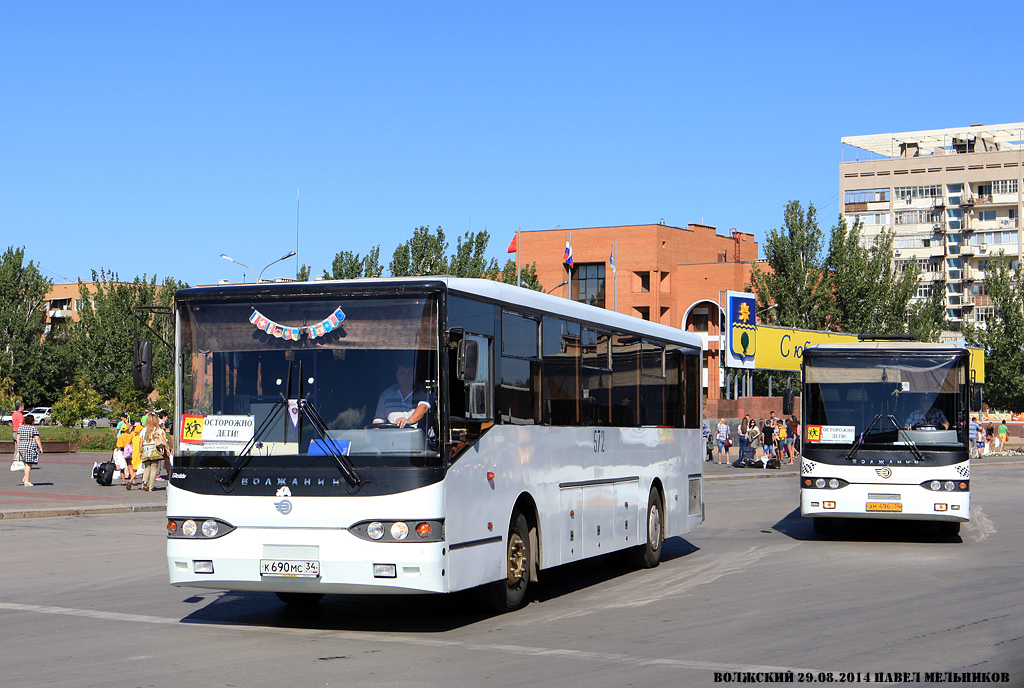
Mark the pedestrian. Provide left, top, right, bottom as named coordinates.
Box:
left=997, top=419, right=1009, bottom=448
left=746, top=417, right=762, bottom=462
left=130, top=422, right=144, bottom=482
left=763, top=418, right=776, bottom=460
left=791, top=415, right=801, bottom=459
left=985, top=425, right=995, bottom=453
left=139, top=414, right=168, bottom=492
left=738, top=416, right=749, bottom=460
left=716, top=417, right=731, bottom=464
left=10, top=401, right=25, bottom=464
left=703, top=422, right=713, bottom=462
left=776, top=419, right=790, bottom=464
left=969, top=416, right=980, bottom=458
left=115, top=423, right=136, bottom=489
left=16, top=413, right=43, bottom=487
left=976, top=422, right=986, bottom=457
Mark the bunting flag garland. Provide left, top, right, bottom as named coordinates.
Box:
left=249, top=306, right=346, bottom=340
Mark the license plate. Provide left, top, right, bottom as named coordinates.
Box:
left=260, top=559, right=320, bottom=578
left=866, top=502, right=903, bottom=512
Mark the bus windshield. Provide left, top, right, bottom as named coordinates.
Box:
left=177, top=294, right=440, bottom=469
left=803, top=353, right=966, bottom=447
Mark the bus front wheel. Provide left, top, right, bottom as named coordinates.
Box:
left=478, top=510, right=531, bottom=613
left=628, top=487, right=663, bottom=569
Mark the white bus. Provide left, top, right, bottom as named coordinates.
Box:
left=799, top=339, right=976, bottom=536
left=165, top=277, right=705, bottom=610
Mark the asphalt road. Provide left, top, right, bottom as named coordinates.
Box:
left=1, top=466, right=1021, bottom=688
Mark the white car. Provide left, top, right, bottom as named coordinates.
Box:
left=27, top=407, right=52, bottom=425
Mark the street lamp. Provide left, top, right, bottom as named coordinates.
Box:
left=546, top=280, right=569, bottom=294
left=220, top=254, right=255, bottom=283
left=257, top=251, right=297, bottom=283
left=220, top=251, right=297, bottom=283
left=757, top=303, right=779, bottom=320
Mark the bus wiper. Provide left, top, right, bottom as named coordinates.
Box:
left=218, top=397, right=288, bottom=487
left=846, top=413, right=924, bottom=462
left=299, top=396, right=363, bottom=488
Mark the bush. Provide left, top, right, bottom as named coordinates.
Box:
left=40, top=426, right=116, bottom=451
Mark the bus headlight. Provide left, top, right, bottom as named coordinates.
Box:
left=390, top=521, right=409, bottom=540
left=815, top=478, right=826, bottom=489
left=367, top=522, right=385, bottom=540
left=944, top=481, right=955, bottom=492
left=201, top=520, right=219, bottom=538
left=167, top=517, right=235, bottom=539
left=351, top=519, right=445, bottom=542
left=828, top=479, right=839, bottom=489
left=930, top=480, right=942, bottom=491
left=182, top=519, right=197, bottom=537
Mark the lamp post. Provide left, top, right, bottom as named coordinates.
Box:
left=220, top=251, right=298, bottom=283
left=757, top=303, right=779, bottom=321
left=220, top=254, right=256, bottom=283
left=546, top=280, right=569, bottom=294
left=257, top=251, right=297, bottom=283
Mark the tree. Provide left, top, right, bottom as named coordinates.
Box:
left=0, top=247, right=51, bottom=403
left=74, top=270, right=161, bottom=400
left=907, top=278, right=947, bottom=342
left=296, top=264, right=312, bottom=281
left=324, top=246, right=383, bottom=279
left=51, top=375, right=103, bottom=428
left=964, top=254, right=1024, bottom=412
left=825, top=220, right=920, bottom=334
left=748, top=201, right=831, bottom=330
left=390, top=226, right=448, bottom=277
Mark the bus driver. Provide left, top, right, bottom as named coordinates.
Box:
left=373, top=361, right=432, bottom=428
left=904, top=395, right=949, bottom=430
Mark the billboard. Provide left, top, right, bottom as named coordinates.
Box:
left=724, top=290, right=757, bottom=369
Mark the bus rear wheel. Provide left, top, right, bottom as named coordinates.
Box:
left=478, top=510, right=531, bottom=613
left=275, top=592, right=324, bottom=606
left=628, top=487, right=663, bottom=569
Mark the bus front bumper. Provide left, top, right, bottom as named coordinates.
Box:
left=800, top=484, right=969, bottom=522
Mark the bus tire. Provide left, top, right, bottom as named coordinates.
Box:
left=939, top=521, right=960, bottom=536
left=275, top=592, right=324, bottom=606
left=813, top=517, right=833, bottom=535
left=478, top=510, right=531, bottom=613
left=628, top=487, right=663, bottom=569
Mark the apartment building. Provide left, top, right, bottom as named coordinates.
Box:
left=840, top=123, right=1024, bottom=328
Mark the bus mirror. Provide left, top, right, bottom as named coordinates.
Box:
left=971, top=386, right=983, bottom=412
left=457, top=339, right=478, bottom=382
left=782, top=389, right=795, bottom=415
left=133, top=339, right=153, bottom=390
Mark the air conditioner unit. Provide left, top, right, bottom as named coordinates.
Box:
left=979, top=246, right=988, bottom=253
left=894, top=250, right=901, bottom=256
left=933, top=223, right=942, bottom=229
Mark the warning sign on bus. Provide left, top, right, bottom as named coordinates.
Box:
left=805, top=425, right=855, bottom=444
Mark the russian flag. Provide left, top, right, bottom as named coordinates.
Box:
left=563, top=238, right=573, bottom=267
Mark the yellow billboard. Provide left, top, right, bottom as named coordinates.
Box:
left=754, top=326, right=858, bottom=372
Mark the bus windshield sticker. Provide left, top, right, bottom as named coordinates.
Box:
left=185, top=415, right=256, bottom=451
left=806, top=425, right=856, bottom=443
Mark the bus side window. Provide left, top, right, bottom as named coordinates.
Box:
left=542, top=317, right=580, bottom=426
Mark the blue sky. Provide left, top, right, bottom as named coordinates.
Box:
left=3, top=1, right=1021, bottom=288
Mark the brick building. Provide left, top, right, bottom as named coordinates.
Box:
left=514, top=222, right=759, bottom=399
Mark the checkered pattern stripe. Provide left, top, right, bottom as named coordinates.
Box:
left=801, top=461, right=816, bottom=474
left=956, top=464, right=970, bottom=478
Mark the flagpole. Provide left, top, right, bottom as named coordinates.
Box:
left=567, top=232, right=572, bottom=300
left=612, top=240, right=618, bottom=312
left=516, top=226, right=521, bottom=286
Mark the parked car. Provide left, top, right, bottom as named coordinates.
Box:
left=27, top=407, right=52, bottom=425
left=80, top=414, right=114, bottom=428
left=0, top=410, right=13, bottom=425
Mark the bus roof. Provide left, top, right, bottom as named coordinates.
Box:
left=176, top=277, right=701, bottom=348
left=805, top=342, right=969, bottom=355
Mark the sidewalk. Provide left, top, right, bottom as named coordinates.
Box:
left=1, top=447, right=1022, bottom=520
left=1, top=451, right=165, bottom=520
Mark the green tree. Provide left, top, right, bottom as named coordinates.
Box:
left=324, top=246, right=383, bottom=279
left=907, top=278, right=947, bottom=342
left=748, top=201, right=831, bottom=330
left=825, top=221, right=920, bottom=334
left=74, top=270, right=161, bottom=400
left=297, top=263, right=312, bottom=281
left=964, top=255, right=1024, bottom=412
left=390, top=226, right=448, bottom=277
left=0, top=375, right=22, bottom=410
left=51, top=375, right=103, bottom=428
left=0, top=247, right=51, bottom=403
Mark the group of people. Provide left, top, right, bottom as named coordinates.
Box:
left=708, top=412, right=800, bottom=466
left=9, top=401, right=172, bottom=490
left=970, top=415, right=1012, bottom=456
left=112, top=410, right=172, bottom=491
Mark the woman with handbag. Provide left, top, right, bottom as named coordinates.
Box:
left=716, top=418, right=732, bottom=465
left=139, top=415, right=169, bottom=492
left=15, top=414, right=43, bottom=486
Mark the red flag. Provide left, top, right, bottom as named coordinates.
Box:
left=507, top=234, right=517, bottom=253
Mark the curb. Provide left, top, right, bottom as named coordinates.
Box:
left=0, top=505, right=165, bottom=520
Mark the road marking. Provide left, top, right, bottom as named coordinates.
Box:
left=0, top=600, right=827, bottom=675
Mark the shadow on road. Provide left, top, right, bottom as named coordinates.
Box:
left=773, top=507, right=964, bottom=544
left=178, top=536, right=700, bottom=632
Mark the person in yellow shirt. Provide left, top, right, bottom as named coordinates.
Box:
left=130, top=422, right=144, bottom=481
left=115, top=424, right=137, bottom=488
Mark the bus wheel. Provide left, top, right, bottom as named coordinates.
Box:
left=479, top=510, right=531, bottom=613
left=275, top=592, right=324, bottom=606
left=628, top=487, right=663, bottom=569
left=813, top=517, right=833, bottom=535
left=939, top=521, right=961, bottom=536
